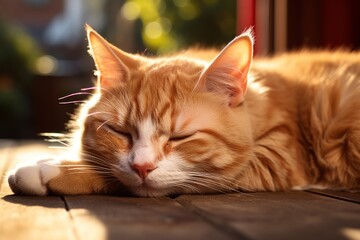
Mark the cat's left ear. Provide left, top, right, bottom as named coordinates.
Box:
left=86, top=24, right=139, bottom=90
left=199, top=31, right=253, bottom=107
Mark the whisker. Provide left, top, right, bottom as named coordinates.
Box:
left=185, top=178, right=236, bottom=194
left=58, top=92, right=93, bottom=100
left=187, top=172, right=251, bottom=192
left=44, top=137, right=71, bottom=148
left=97, top=87, right=117, bottom=97
left=81, top=86, right=97, bottom=91
left=64, top=165, right=114, bottom=172
left=59, top=100, right=87, bottom=105
left=97, top=120, right=111, bottom=131
left=83, top=111, right=118, bottom=118
left=161, top=171, right=248, bottom=193
left=190, top=69, right=206, bottom=96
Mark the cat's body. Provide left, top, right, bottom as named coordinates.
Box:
left=247, top=51, right=360, bottom=191
left=8, top=26, right=360, bottom=197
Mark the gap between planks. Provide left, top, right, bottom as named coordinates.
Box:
left=61, top=196, right=81, bottom=240
left=0, top=140, right=78, bottom=240
left=307, top=189, right=360, bottom=204
left=1, top=140, right=360, bottom=240
left=176, top=196, right=250, bottom=240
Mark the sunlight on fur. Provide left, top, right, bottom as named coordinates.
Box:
left=7, top=25, right=360, bottom=197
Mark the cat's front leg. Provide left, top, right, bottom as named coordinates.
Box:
left=7, top=159, right=111, bottom=196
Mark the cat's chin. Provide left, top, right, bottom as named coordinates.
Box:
left=129, top=183, right=186, bottom=197
left=131, top=185, right=172, bottom=197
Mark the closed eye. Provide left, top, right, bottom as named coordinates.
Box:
left=169, top=132, right=196, bottom=142
left=105, top=124, right=132, bottom=139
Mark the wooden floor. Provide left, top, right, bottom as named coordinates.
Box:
left=1, top=140, right=360, bottom=240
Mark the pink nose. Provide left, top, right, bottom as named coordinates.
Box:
left=131, top=162, right=157, bottom=179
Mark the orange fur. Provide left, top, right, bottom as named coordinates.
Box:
left=8, top=26, right=360, bottom=196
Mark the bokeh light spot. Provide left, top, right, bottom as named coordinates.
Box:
left=145, top=21, right=163, bottom=39
left=173, top=0, right=189, bottom=7
left=159, top=17, right=172, bottom=33
left=121, top=1, right=141, bottom=21
left=178, top=3, right=199, bottom=20
left=36, top=55, right=57, bottom=75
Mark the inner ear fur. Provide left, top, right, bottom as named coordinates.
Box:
left=199, top=31, right=254, bottom=107
left=86, top=24, right=139, bottom=90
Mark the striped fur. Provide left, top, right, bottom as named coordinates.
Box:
left=8, top=26, right=360, bottom=196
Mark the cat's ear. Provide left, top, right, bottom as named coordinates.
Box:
left=198, top=31, right=253, bottom=107
left=86, top=24, right=138, bottom=90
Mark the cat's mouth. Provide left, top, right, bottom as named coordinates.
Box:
left=113, top=170, right=183, bottom=197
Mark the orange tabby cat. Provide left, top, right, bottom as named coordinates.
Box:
left=8, top=25, right=360, bottom=197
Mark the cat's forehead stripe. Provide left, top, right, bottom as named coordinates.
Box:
left=138, top=117, right=156, bottom=141
left=158, top=102, right=171, bottom=119
left=133, top=79, right=144, bottom=120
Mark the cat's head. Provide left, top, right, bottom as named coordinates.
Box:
left=80, top=25, right=254, bottom=196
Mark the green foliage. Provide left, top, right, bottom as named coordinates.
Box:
left=0, top=21, right=40, bottom=138
left=0, top=21, right=40, bottom=87
left=123, top=0, right=236, bottom=53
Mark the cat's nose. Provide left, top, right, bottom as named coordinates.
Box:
left=131, top=162, right=157, bottom=179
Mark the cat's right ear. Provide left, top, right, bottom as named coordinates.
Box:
left=86, top=24, right=137, bottom=90
left=198, top=30, right=254, bottom=107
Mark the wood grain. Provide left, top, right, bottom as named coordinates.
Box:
left=308, top=189, right=360, bottom=204
left=64, top=195, right=233, bottom=240
left=177, top=192, right=360, bottom=240
left=1, top=141, right=360, bottom=240
left=0, top=195, right=76, bottom=240
left=0, top=140, right=15, bottom=191
left=0, top=141, right=75, bottom=240
left=1, top=141, right=65, bottom=194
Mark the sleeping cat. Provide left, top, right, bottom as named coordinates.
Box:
left=7, top=25, right=360, bottom=197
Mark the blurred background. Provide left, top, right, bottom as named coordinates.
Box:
left=0, top=0, right=359, bottom=139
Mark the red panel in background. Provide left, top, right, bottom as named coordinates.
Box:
left=323, top=0, right=354, bottom=48
left=237, top=0, right=259, bottom=55
left=287, top=0, right=360, bottom=51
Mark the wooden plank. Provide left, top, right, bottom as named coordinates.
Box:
left=1, top=140, right=65, bottom=194
left=308, top=190, right=360, bottom=204
left=0, top=140, right=16, bottom=190
left=0, top=141, right=76, bottom=240
left=177, top=191, right=360, bottom=240
left=65, top=195, right=234, bottom=240
left=3, top=140, right=360, bottom=240
left=0, top=195, right=76, bottom=240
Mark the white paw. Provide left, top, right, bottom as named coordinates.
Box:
left=7, top=159, right=61, bottom=196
